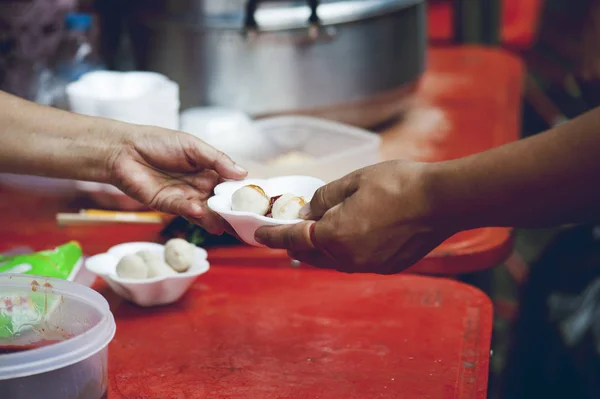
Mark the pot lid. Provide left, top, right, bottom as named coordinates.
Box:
left=202, top=0, right=424, bottom=30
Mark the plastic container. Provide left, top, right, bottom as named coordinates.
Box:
left=85, top=242, right=210, bottom=307
left=180, top=107, right=272, bottom=158
left=234, top=116, right=381, bottom=183
left=55, top=13, right=106, bottom=83
left=0, top=274, right=116, bottom=399
left=35, top=13, right=106, bottom=109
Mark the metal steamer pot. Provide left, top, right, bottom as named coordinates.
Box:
left=125, top=0, right=426, bottom=128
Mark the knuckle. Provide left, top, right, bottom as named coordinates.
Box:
left=312, top=186, right=328, bottom=208
left=214, top=149, right=229, bottom=164
left=282, top=230, right=296, bottom=250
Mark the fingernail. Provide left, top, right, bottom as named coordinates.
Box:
left=234, top=164, right=247, bottom=174
left=254, top=234, right=264, bottom=244
left=299, top=204, right=311, bottom=219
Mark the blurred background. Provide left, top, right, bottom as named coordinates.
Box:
left=2, top=1, right=600, bottom=398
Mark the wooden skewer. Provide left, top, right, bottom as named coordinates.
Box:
left=56, top=210, right=165, bottom=227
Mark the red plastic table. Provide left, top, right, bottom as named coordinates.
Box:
left=0, top=192, right=493, bottom=398
left=101, top=268, right=492, bottom=399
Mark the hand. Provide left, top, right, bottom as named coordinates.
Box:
left=254, top=161, right=453, bottom=274
left=108, top=126, right=247, bottom=234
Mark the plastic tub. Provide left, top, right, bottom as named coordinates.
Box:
left=66, top=71, right=180, bottom=130
left=0, top=274, right=116, bottom=399
left=235, top=116, right=381, bottom=183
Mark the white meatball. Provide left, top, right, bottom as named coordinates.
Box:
left=231, top=184, right=270, bottom=216
left=137, top=250, right=177, bottom=277
left=271, top=193, right=307, bottom=220
left=164, top=238, right=195, bottom=272
left=116, top=254, right=148, bottom=280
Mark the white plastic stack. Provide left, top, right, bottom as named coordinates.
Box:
left=67, top=71, right=180, bottom=209
left=66, top=71, right=179, bottom=129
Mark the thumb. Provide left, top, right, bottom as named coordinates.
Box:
left=301, top=173, right=359, bottom=220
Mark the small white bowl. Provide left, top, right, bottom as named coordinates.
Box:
left=207, top=176, right=325, bottom=246
left=85, top=242, right=209, bottom=307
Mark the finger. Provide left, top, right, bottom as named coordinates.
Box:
left=255, top=221, right=315, bottom=251
left=288, top=250, right=338, bottom=270
left=302, top=173, right=359, bottom=220
left=155, top=194, right=205, bottom=219
left=194, top=210, right=228, bottom=235
left=185, top=135, right=248, bottom=180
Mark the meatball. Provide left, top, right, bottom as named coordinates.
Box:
left=164, top=238, right=195, bottom=272
left=116, top=254, right=148, bottom=279
left=231, top=184, right=270, bottom=216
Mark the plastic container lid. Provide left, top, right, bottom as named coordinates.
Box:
left=65, top=13, right=93, bottom=32
left=179, top=107, right=273, bottom=158
left=233, top=115, right=381, bottom=183
left=0, top=274, right=116, bottom=380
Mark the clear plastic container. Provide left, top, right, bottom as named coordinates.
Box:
left=0, top=274, right=116, bottom=399
left=236, top=116, right=382, bottom=182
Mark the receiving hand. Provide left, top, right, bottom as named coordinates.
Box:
left=107, top=126, right=247, bottom=234
left=255, top=161, right=453, bottom=274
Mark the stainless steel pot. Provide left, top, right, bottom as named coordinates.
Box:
left=124, top=0, right=426, bottom=127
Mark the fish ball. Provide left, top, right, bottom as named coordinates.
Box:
left=164, top=238, right=195, bottom=272
left=137, top=250, right=177, bottom=277
left=116, top=254, right=148, bottom=279
left=271, top=193, right=306, bottom=220
left=231, top=184, right=270, bottom=216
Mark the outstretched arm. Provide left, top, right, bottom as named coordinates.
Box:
left=0, top=90, right=120, bottom=182
left=431, top=107, right=600, bottom=230
left=255, top=107, right=600, bottom=274
left=0, top=90, right=247, bottom=234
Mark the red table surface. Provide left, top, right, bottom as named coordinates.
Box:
left=103, top=268, right=492, bottom=399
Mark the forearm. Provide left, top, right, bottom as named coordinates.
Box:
left=0, top=90, right=124, bottom=182
left=429, top=107, right=600, bottom=230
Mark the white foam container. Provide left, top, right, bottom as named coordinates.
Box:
left=0, top=274, right=116, bottom=399
left=208, top=176, right=325, bottom=246
left=237, top=116, right=381, bottom=183
left=66, top=71, right=180, bottom=129
left=85, top=242, right=209, bottom=307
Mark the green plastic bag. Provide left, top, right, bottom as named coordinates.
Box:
left=0, top=242, right=83, bottom=340
left=0, top=241, right=82, bottom=280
